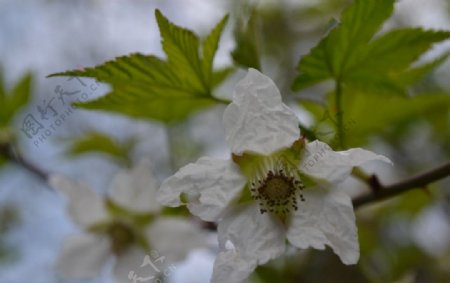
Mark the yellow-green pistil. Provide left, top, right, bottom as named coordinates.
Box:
left=234, top=140, right=307, bottom=217
left=250, top=165, right=305, bottom=216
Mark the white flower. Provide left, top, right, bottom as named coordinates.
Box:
left=50, top=160, right=206, bottom=283
left=157, top=69, right=393, bottom=283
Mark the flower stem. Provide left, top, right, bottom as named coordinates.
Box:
left=353, top=160, right=450, bottom=208
left=2, top=142, right=48, bottom=181
left=335, top=80, right=345, bottom=149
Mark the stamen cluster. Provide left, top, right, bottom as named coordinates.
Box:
left=249, top=158, right=305, bottom=216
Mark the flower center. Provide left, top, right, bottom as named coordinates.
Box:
left=259, top=175, right=293, bottom=201
left=250, top=158, right=305, bottom=216
left=108, top=221, right=135, bottom=256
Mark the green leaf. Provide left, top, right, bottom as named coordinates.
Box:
left=0, top=72, right=32, bottom=127
left=74, top=80, right=219, bottom=122
left=202, top=15, right=230, bottom=87
left=8, top=74, right=32, bottom=116
left=0, top=141, right=8, bottom=167
left=49, top=10, right=230, bottom=123
left=294, top=0, right=394, bottom=89
left=347, top=93, right=450, bottom=146
left=64, top=131, right=134, bottom=164
left=348, top=29, right=449, bottom=73
left=0, top=127, right=12, bottom=167
left=212, top=66, right=235, bottom=87
left=293, top=0, right=450, bottom=95
left=310, top=93, right=450, bottom=147
left=342, top=52, right=449, bottom=97
left=0, top=154, right=6, bottom=167
left=231, top=10, right=261, bottom=70
left=155, top=9, right=205, bottom=92
left=394, top=52, right=449, bottom=86
left=302, top=91, right=450, bottom=147
left=0, top=69, right=5, bottom=99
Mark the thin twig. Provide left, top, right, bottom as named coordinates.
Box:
left=352, top=160, right=450, bottom=208
left=3, top=143, right=49, bottom=181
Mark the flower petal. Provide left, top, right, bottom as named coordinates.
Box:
left=113, top=246, right=154, bottom=283
left=157, top=157, right=247, bottom=221
left=300, top=140, right=392, bottom=183
left=223, top=68, right=300, bottom=155
left=109, top=159, right=161, bottom=213
left=217, top=203, right=286, bottom=264
left=49, top=175, right=109, bottom=227
left=145, top=217, right=206, bottom=262
left=211, top=250, right=257, bottom=283
left=287, top=189, right=359, bottom=264
left=56, top=233, right=110, bottom=278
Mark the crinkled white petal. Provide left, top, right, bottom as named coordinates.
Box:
left=157, top=157, right=247, bottom=222
left=211, top=250, right=257, bottom=283
left=145, top=217, right=206, bottom=262
left=109, top=159, right=161, bottom=213
left=287, top=189, right=359, bottom=265
left=223, top=68, right=300, bottom=155
left=218, top=203, right=286, bottom=264
left=300, top=140, right=392, bottom=184
left=56, top=233, right=111, bottom=278
left=113, top=246, right=154, bottom=283
left=49, top=175, right=109, bottom=227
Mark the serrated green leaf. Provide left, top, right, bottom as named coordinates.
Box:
left=155, top=9, right=205, bottom=92
left=294, top=0, right=394, bottom=89
left=231, top=10, right=261, bottom=70
left=395, top=53, right=449, bottom=86
left=293, top=0, right=450, bottom=95
left=202, top=15, right=229, bottom=87
left=0, top=73, right=32, bottom=127
left=49, top=10, right=230, bottom=123
left=212, top=66, right=235, bottom=87
left=65, top=131, right=134, bottom=164
left=75, top=88, right=218, bottom=122
left=344, top=53, right=449, bottom=96
left=342, top=30, right=450, bottom=96
left=302, top=91, right=450, bottom=147
left=348, top=29, right=449, bottom=74
left=52, top=54, right=177, bottom=89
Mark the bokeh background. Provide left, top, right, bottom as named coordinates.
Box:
left=0, top=0, right=449, bottom=282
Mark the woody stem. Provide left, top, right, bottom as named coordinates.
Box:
left=1, top=142, right=48, bottom=181
left=352, top=160, right=450, bottom=208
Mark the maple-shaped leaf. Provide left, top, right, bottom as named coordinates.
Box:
left=49, top=10, right=231, bottom=123
left=293, top=0, right=450, bottom=96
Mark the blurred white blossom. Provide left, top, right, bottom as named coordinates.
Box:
left=158, top=69, right=392, bottom=282
left=50, top=160, right=206, bottom=283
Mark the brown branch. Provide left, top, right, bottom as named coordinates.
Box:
left=352, top=160, right=450, bottom=208
left=1, top=143, right=49, bottom=182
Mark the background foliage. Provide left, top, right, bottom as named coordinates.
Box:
left=0, top=0, right=449, bottom=282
